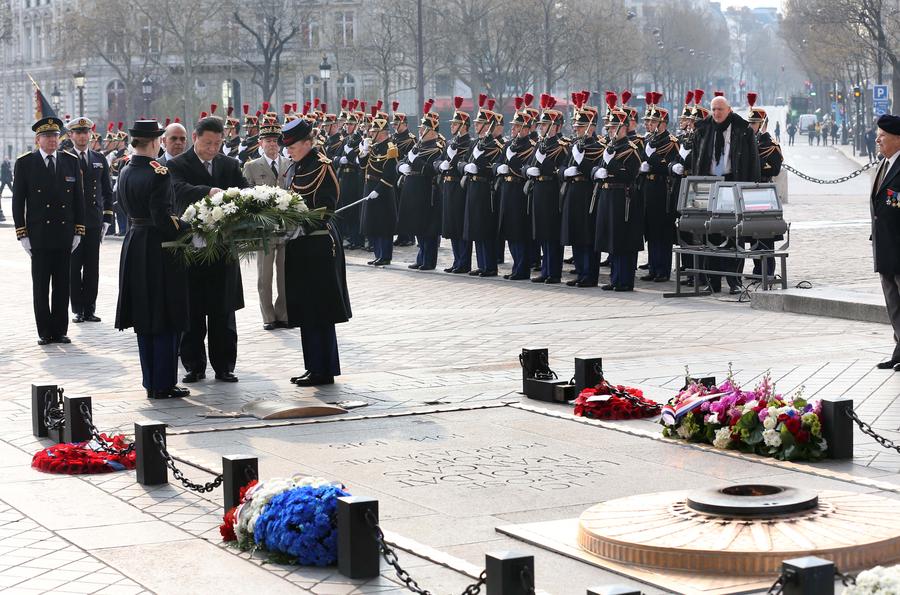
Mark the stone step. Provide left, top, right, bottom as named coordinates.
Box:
left=751, top=286, right=889, bottom=324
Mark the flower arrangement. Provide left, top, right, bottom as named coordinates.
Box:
left=661, top=371, right=827, bottom=461
left=843, top=565, right=900, bottom=594
left=220, top=474, right=349, bottom=566
left=170, top=185, right=328, bottom=264
left=574, top=378, right=661, bottom=420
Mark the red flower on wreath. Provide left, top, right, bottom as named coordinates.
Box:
left=220, top=506, right=238, bottom=541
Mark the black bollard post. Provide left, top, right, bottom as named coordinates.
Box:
left=337, top=496, right=380, bottom=579
left=684, top=376, right=717, bottom=390
left=135, top=421, right=168, bottom=485
left=31, top=384, right=57, bottom=439
left=222, top=455, right=258, bottom=514
left=781, top=556, right=834, bottom=595
left=520, top=348, right=549, bottom=390
left=63, top=395, right=92, bottom=444
left=574, top=357, right=603, bottom=391
left=485, top=551, right=534, bottom=595
left=821, top=398, right=853, bottom=460
left=587, top=587, right=642, bottom=595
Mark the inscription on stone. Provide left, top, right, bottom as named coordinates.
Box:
left=342, top=442, right=620, bottom=491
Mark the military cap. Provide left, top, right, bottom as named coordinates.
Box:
left=67, top=116, right=94, bottom=132
left=680, top=91, right=695, bottom=120
left=259, top=118, right=282, bottom=139
left=391, top=100, right=407, bottom=124
left=128, top=120, right=164, bottom=138
left=604, top=92, right=627, bottom=125
left=450, top=96, right=470, bottom=125
left=746, top=92, right=768, bottom=123
left=369, top=107, right=390, bottom=132
left=537, top=93, right=563, bottom=126
left=32, top=116, right=65, bottom=135
left=877, top=114, right=900, bottom=135
left=281, top=118, right=315, bottom=146
left=419, top=99, right=439, bottom=130
left=691, top=89, right=709, bottom=119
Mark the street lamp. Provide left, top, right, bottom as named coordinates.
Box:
left=319, top=54, right=331, bottom=105
left=51, top=85, right=61, bottom=113
left=72, top=70, right=85, bottom=116
left=141, top=75, right=154, bottom=116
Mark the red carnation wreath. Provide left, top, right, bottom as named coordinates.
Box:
left=574, top=379, right=661, bottom=420
left=32, top=434, right=136, bottom=474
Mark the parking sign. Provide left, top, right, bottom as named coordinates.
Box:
left=874, top=85, right=889, bottom=101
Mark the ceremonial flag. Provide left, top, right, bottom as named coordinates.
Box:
left=27, top=74, right=59, bottom=121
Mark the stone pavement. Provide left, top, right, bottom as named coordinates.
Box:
left=1, top=140, right=900, bottom=594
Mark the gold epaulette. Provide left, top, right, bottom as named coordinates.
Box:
left=62, top=149, right=78, bottom=159
left=386, top=142, right=399, bottom=159
left=15, top=226, right=27, bottom=239
left=149, top=160, right=168, bottom=175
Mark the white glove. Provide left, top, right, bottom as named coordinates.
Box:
left=506, top=146, right=515, bottom=160
left=572, top=144, right=584, bottom=164
left=564, top=166, right=578, bottom=178
left=343, top=144, right=352, bottom=155
left=672, top=163, right=685, bottom=175
left=472, top=146, right=484, bottom=159
left=366, top=190, right=379, bottom=200
left=398, top=163, right=412, bottom=175
left=408, top=149, right=418, bottom=162
left=71, top=235, right=81, bottom=253
left=639, top=161, right=650, bottom=173
left=593, top=167, right=608, bottom=180
left=100, top=222, right=110, bottom=242
left=20, top=237, right=31, bottom=256
left=464, top=163, right=478, bottom=175
left=191, top=234, right=207, bottom=248
left=439, top=160, right=451, bottom=171
left=359, top=138, right=371, bottom=157
left=286, top=226, right=303, bottom=241
left=447, top=146, right=457, bottom=159
left=535, top=149, right=546, bottom=163
left=645, top=143, right=656, bottom=157
left=526, top=166, right=540, bottom=177
left=678, top=146, right=690, bottom=160
left=339, top=156, right=348, bottom=165
left=497, top=164, right=510, bottom=175
left=603, top=148, right=614, bottom=164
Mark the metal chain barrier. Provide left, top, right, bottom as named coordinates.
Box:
left=43, top=387, right=65, bottom=431
left=847, top=408, right=900, bottom=454
left=608, top=386, right=662, bottom=416
left=836, top=568, right=857, bottom=587
left=765, top=571, right=785, bottom=595
left=152, top=431, right=223, bottom=493
left=782, top=161, right=877, bottom=184
left=78, top=402, right=134, bottom=457
left=364, top=509, right=487, bottom=595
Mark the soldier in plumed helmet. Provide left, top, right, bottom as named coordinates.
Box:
left=435, top=96, right=473, bottom=273
left=525, top=93, right=569, bottom=284
left=223, top=106, right=242, bottom=159
left=391, top=101, right=416, bottom=248
left=238, top=104, right=261, bottom=163
left=398, top=100, right=445, bottom=270
left=357, top=107, right=399, bottom=265
left=495, top=97, right=536, bottom=280
left=560, top=92, right=605, bottom=287
left=747, top=92, right=783, bottom=279
left=334, top=99, right=365, bottom=250
left=593, top=93, right=643, bottom=291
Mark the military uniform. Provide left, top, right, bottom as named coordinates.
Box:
left=238, top=106, right=261, bottom=163
left=67, top=117, right=115, bottom=321
left=223, top=106, right=242, bottom=159
left=13, top=117, right=86, bottom=342
left=399, top=102, right=444, bottom=270
left=526, top=94, right=569, bottom=283
left=593, top=97, right=642, bottom=291
left=561, top=97, right=604, bottom=287
left=282, top=119, right=352, bottom=385
left=391, top=107, right=417, bottom=247
left=358, top=110, right=399, bottom=264
left=115, top=121, right=191, bottom=398
left=435, top=97, right=473, bottom=273
left=748, top=98, right=784, bottom=277
left=334, top=102, right=365, bottom=249
left=496, top=100, right=536, bottom=280
left=640, top=94, right=679, bottom=282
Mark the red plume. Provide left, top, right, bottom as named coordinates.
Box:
left=242, top=104, right=250, bottom=115
left=685, top=91, right=694, bottom=105
left=454, top=95, right=463, bottom=109
left=255, top=110, right=261, bottom=117
left=582, top=90, right=591, bottom=104
left=423, top=101, right=431, bottom=114
left=262, top=101, right=270, bottom=113
left=91, top=123, right=96, bottom=131
left=370, top=105, right=377, bottom=117
left=314, top=98, right=320, bottom=108
left=350, top=99, right=359, bottom=110
left=107, top=123, right=114, bottom=132
left=478, top=93, right=487, bottom=108
left=360, top=101, right=367, bottom=112
left=694, top=89, right=705, bottom=104
left=200, top=111, right=208, bottom=119
left=303, top=102, right=310, bottom=115
left=514, top=96, right=523, bottom=110
left=539, top=93, right=548, bottom=109
left=571, top=92, right=579, bottom=106
left=375, top=100, right=383, bottom=111
left=118, top=122, right=123, bottom=130
left=487, top=98, right=495, bottom=111
left=747, top=92, right=757, bottom=107
left=227, top=106, right=234, bottom=116
left=549, top=96, right=557, bottom=108
left=523, top=92, right=534, bottom=107
left=321, top=103, right=327, bottom=113
left=621, top=90, right=632, bottom=105
left=291, top=102, right=298, bottom=112
left=210, top=103, right=218, bottom=114
left=714, top=90, right=724, bottom=97
left=392, top=100, right=400, bottom=112
left=164, top=118, right=171, bottom=126
left=283, top=103, right=291, bottom=114
left=174, top=117, right=181, bottom=123
left=605, top=93, right=617, bottom=111
left=341, top=99, right=348, bottom=109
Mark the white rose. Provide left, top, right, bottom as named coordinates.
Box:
left=211, top=206, right=225, bottom=221
left=183, top=205, right=197, bottom=221
left=210, top=194, right=224, bottom=206
left=712, top=427, right=732, bottom=449
left=762, top=428, right=782, bottom=448
left=763, top=416, right=776, bottom=430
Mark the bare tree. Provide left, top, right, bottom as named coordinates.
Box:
left=232, top=0, right=301, bottom=104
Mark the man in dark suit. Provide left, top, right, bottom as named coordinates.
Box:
left=67, top=117, right=114, bottom=323
left=13, top=116, right=86, bottom=344
left=870, top=115, right=900, bottom=371
left=167, top=116, right=248, bottom=383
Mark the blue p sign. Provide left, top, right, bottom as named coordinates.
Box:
left=874, top=85, right=889, bottom=101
